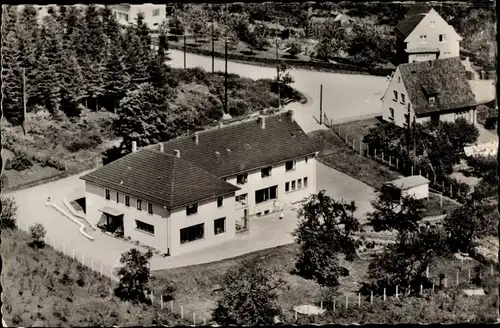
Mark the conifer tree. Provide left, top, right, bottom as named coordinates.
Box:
left=60, top=52, right=85, bottom=116
left=104, top=43, right=130, bottom=112
left=1, top=30, right=24, bottom=125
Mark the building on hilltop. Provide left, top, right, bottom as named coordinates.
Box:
left=395, top=5, right=461, bottom=64
left=382, top=57, right=478, bottom=128
left=81, top=111, right=319, bottom=256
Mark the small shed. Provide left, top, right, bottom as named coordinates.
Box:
left=384, top=175, right=429, bottom=200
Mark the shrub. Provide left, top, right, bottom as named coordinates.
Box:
left=10, top=151, right=33, bottom=171
left=4, top=157, right=12, bottom=170
left=64, top=131, right=103, bottom=152
left=29, top=223, right=46, bottom=249
left=1, top=196, right=18, bottom=230
left=0, top=174, right=8, bottom=189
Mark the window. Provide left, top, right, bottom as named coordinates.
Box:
left=401, top=94, right=405, bottom=104
left=419, top=35, right=427, bottom=43
left=255, top=186, right=278, bottom=204
left=298, top=179, right=302, bottom=189
left=304, top=177, right=308, bottom=188
left=186, top=203, right=198, bottom=216
left=105, top=189, right=110, bottom=200
left=217, top=196, right=223, bottom=208
left=153, top=8, right=160, bottom=16
left=124, top=13, right=129, bottom=21
left=136, top=220, right=154, bottom=235
left=137, top=199, right=142, bottom=211
left=439, top=34, right=447, bottom=42
left=237, top=173, right=248, bottom=185
left=389, top=108, right=395, bottom=120
left=148, top=202, right=153, bottom=214
left=397, top=76, right=401, bottom=83
left=116, top=192, right=119, bottom=203
left=214, top=218, right=226, bottom=235
left=125, top=195, right=130, bottom=207
left=180, top=223, right=205, bottom=244
left=285, top=160, right=296, bottom=171
left=429, top=96, right=435, bottom=103
left=235, top=194, right=248, bottom=206
left=393, top=90, right=398, bottom=101
left=261, top=166, right=272, bottom=178
left=285, top=182, right=290, bottom=192
left=292, top=180, right=296, bottom=190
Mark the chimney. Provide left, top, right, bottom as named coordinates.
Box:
left=173, top=149, right=180, bottom=158
left=288, top=110, right=295, bottom=122
left=159, top=143, right=164, bottom=152
left=258, top=116, right=266, bottom=129
left=193, top=132, right=199, bottom=144
left=218, top=122, right=223, bottom=129
left=131, top=141, right=137, bottom=153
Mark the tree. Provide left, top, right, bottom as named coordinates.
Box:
left=287, top=40, right=302, bottom=58
left=185, top=5, right=209, bottom=42
left=115, top=248, right=153, bottom=303
left=314, top=19, right=349, bottom=61
left=135, top=12, right=152, bottom=50
left=293, top=191, right=361, bottom=290
left=212, top=257, right=287, bottom=325
left=103, top=44, right=130, bottom=112
left=444, top=198, right=497, bottom=253
left=29, top=223, right=46, bottom=248
left=245, top=23, right=269, bottom=53
left=1, top=30, right=24, bottom=125
left=439, top=118, right=479, bottom=156
left=1, top=196, right=18, bottom=230
left=59, top=52, right=85, bottom=116
left=348, top=22, right=395, bottom=66
left=168, top=11, right=185, bottom=36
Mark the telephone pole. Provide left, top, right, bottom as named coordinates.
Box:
left=224, top=38, right=228, bottom=114
left=22, top=67, right=27, bottom=136
left=276, top=40, right=281, bottom=109
left=212, top=18, right=215, bottom=73
left=319, top=84, right=323, bottom=125
left=183, top=34, right=187, bottom=69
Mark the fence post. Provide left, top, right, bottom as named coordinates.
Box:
left=432, top=281, right=435, bottom=293
left=367, top=145, right=370, bottom=157
left=456, top=270, right=459, bottom=285
left=333, top=298, right=336, bottom=312
left=161, top=295, right=164, bottom=309
left=411, top=166, right=414, bottom=176
left=381, top=151, right=384, bottom=163
left=426, top=265, right=429, bottom=278
left=345, top=295, right=348, bottom=310
left=63, top=243, right=66, bottom=255
left=468, top=269, right=471, bottom=280
left=181, top=306, right=184, bottom=319
left=396, top=285, right=399, bottom=298
left=345, top=133, right=348, bottom=143
left=193, top=312, right=196, bottom=326
left=359, top=140, right=362, bottom=154
left=358, top=293, right=361, bottom=307
left=171, top=300, right=174, bottom=312
left=389, top=156, right=392, bottom=166
left=352, top=138, right=355, bottom=150
left=295, top=309, right=298, bottom=321
left=320, top=300, right=323, bottom=310
left=307, top=304, right=310, bottom=316
left=444, top=278, right=447, bottom=288
left=100, top=263, right=103, bottom=276
left=204, top=318, right=206, bottom=326
left=82, top=254, right=84, bottom=265
left=338, top=125, right=341, bottom=136
left=440, top=193, right=443, bottom=207
left=441, top=181, right=445, bottom=191
left=383, top=288, right=386, bottom=301
left=370, top=291, right=373, bottom=305
left=396, top=158, right=399, bottom=170
left=420, top=284, right=423, bottom=294
left=450, top=185, right=453, bottom=198
left=458, top=184, right=461, bottom=197
left=491, top=264, right=494, bottom=276
left=374, top=148, right=377, bottom=159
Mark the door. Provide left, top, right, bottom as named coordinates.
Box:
left=243, top=209, right=248, bottom=230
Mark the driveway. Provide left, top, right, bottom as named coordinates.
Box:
left=166, top=49, right=389, bottom=134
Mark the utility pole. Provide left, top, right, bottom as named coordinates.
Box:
left=319, top=84, right=323, bottom=125
left=22, top=67, right=27, bottom=136
left=224, top=38, right=228, bottom=114
left=406, top=104, right=411, bottom=175
left=413, top=115, right=417, bottom=172
left=212, top=18, right=215, bottom=73
left=183, top=34, right=187, bottom=69
left=276, top=40, right=281, bottom=109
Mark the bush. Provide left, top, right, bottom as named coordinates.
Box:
left=64, top=131, right=103, bottom=152
left=0, top=174, right=8, bottom=189
left=4, top=157, right=12, bottom=170
left=1, top=196, right=18, bottom=229
left=10, top=152, right=33, bottom=171
left=29, top=223, right=47, bottom=249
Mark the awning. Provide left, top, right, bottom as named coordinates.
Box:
left=405, top=47, right=440, bottom=54
left=98, top=206, right=124, bottom=217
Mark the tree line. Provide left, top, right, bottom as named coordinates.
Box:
left=2, top=4, right=169, bottom=125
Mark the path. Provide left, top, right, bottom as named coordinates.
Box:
left=166, top=49, right=389, bottom=134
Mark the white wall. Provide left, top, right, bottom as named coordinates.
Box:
left=408, top=52, right=438, bottom=63
left=405, top=9, right=461, bottom=59
left=168, top=193, right=237, bottom=256
left=112, top=4, right=166, bottom=29
left=417, top=108, right=476, bottom=125
left=382, top=68, right=414, bottom=128
left=402, top=184, right=429, bottom=200
left=223, top=156, right=317, bottom=217
left=85, top=182, right=170, bottom=252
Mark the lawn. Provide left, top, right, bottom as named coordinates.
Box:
left=151, top=242, right=498, bottom=324
left=1, top=228, right=188, bottom=327
left=308, top=128, right=401, bottom=190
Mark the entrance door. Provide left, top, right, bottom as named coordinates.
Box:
left=243, top=209, right=248, bottom=230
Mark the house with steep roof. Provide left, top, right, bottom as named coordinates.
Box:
left=81, top=111, right=319, bottom=256
left=395, top=5, right=462, bottom=64
left=382, top=57, right=478, bottom=128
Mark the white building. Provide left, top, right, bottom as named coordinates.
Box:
left=384, top=175, right=430, bottom=200
left=81, top=111, right=319, bottom=256
left=110, top=3, right=166, bottom=29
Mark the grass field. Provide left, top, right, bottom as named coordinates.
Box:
left=151, top=242, right=498, bottom=324
left=1, top=227, right=189, bottom=327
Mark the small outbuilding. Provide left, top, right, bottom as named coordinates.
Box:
left=384, top=175, right=429, bottom=200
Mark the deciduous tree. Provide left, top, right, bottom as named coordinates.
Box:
left=212, top=257, right=287, bottom=326
left=293, top=191, right=361, bottom=289
left=115, top=248, right=153, bottom=303
left=1, top=196, right=18, bottom=230
left=29, top=223, right=46, bottom=249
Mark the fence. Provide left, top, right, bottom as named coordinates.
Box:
left=325, top=114, right=470, bottom=203
left=290, top=259, right=499, bottom=322
left=16, top=220, right=119, bottom=282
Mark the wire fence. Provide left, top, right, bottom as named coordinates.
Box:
left=323, top=113, right=471, bottom=204
left=16, top=220, right=120, bottom=282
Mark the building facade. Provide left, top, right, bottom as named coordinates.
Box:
left=82, top=111, right=319, bottom=256
left=382, top=57, right=478, bottom=128
left=396, top=7, right=462, bottom=64
left=111, top=4, right=166, bottom=29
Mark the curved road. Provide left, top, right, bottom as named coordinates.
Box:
left=167, top=49, right=389, bottom=133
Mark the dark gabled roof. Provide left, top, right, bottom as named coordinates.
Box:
left=396, top=4, right=432, bottom=38
left=153, top=113, right=320, bottom=178
left=399, top=57, right=477, bottom=116
left=80, top=148, right=239, bottom=210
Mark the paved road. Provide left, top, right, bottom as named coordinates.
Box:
left=167, top=49, right=389, bottom=134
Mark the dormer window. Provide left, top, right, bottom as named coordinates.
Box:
left=429, top=96, right=435, bottom=103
